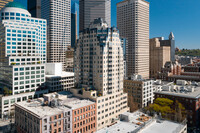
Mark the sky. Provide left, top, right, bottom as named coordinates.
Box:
left=15, top=0, right=200, bottom=49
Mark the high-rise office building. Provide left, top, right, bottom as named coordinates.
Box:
left=41, top=0, right=71, bottom=68
left=160, top=32, right=175, bottom=61
left=74, top=18, right=129, bottom=130
left=150, top=37, right=171, bottom=79
left=0, top=0, right=13, bottom=10
left=79, top=0, right=111, bottom=31
left=0, top=2, right=47, bottom=118
left=117, top=0, right=149, bottom=79
left=71, top=2, right=79, bottom=48
left=27, top=0, right=41, bottom=18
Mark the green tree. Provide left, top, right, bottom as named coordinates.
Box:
left=145, top=98, right=186, bottom=122
left=3, top=87, right=12, bottom=96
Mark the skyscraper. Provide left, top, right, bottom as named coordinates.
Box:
left=71, top=2, right=79, bottom=48
left=160, top=32, right=175, bottom=61
left=117, top=0, right=150, bottom=79
left=0, top=0, right=13, bottom=10
left=75, top=18, right=124, bottom=95
left=41, top=0, right=71, bottom=68
left=0, top=1, right=46, bottom=95
left=74, top=18, right=129, bottom=129
left=79, top=0, right=111, bottom=31
left=28, top=0, right=41, bottom=18
left=0, top=2, right=47, bottom=118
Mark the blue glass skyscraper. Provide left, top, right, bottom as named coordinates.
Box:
left=71, top=1, right=79, bottom=48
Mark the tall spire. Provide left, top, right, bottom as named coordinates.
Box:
left=169, top=32, right=175, bottom=40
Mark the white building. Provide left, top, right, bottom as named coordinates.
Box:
left=41, top=0, right=71, bottom=68
left=45, top=63, right=74, bottom=92
left=117, top=0, right=150, bottom=79
left=73, top=18, right=129, bottom=130
left=0, top=2, right=47, bottom=118
left=75, top=18, right=124, bottom=96
left=124, top=75, right=154, bottom=112
left=0, top=89, right=48, bottom=119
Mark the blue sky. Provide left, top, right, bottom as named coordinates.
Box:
left=15, top=0, right=200, bottom=49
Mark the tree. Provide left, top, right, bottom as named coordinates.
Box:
left=145, top=98, right=186, bottom=122
left=3, top=87, right=12, bottom=96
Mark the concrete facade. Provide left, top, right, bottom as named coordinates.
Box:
left=150, top=37, right=171, bottom=79
left=124, top=75, right=154, bottom=112
left=45, top=63, right=74, bottom=92
left=0, top=89, right=48, bottom=119
left=117, top=0, right=150, bottom=79
left=74, top=18, right=129, bottom=131
left=75, top=18, right=124, bottom=96
left=71, top=89, right=129, bottom=130
left=41, top=0, right=71, bottom=68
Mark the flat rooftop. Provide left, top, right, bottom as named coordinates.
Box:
left=16, top=91, right=95, bottom=118
left=140, top=120, right=186, bottom=133
left=15, top=100, right=69, bottom=118
left=63, top=98, right=95, bottom=109
left=97, top=121, right=140, bottom=133
left=97, top=111, right=152, bottom=133
left=97, top=111, right=186, bottom=133
left=45, top=71, right=74, bottom=78
left=44, top=91, right=95, bottom=109
left=155, top=86, right=200, bottom=99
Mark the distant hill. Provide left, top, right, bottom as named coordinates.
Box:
left=176, top=49, right=200, bottom=57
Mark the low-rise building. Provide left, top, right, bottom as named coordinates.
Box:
left=70, top=88, right=129, bottom=130
left=45, top=63, right=74, bottom=92
left=15, top=91, right=96, bottom=133
left=154, top=80, right=200, bottom=128
left=177, top=56, right=193, bottom=65
left=184, top=63, right=200, bottom=72
left=158, top=61, right=200, bottom=82
left=0, top=89, right=48, bottom=119
left=96, top=111, right=187, bottom=133
left=124, top=75, right=154, bottom=112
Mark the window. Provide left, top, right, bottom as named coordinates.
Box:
left=4, top=100, right=9, bottom=105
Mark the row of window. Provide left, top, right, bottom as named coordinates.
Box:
left=74, top=105, right=95, bottom=115
left=74, top=111, right=95, bottom=122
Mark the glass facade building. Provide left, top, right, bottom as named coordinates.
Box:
left=0, top=2, right=47, bottom=95
left=71, top=2, right=79, bottom=48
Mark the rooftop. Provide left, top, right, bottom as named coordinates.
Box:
left=155, top=85, right=200, bottom=99
left=97, top=111, right=152, bottom=133
left=97, top=111, right=186, bottom=133
left=44, top=91, right=95, bottom=109
left=141, top=120, right=185, bottom=133
left=15, top=100, right=68, bottom=118
left=15, top=91, right=95, bottom=118
left=64, top=98, right=95, bottom=110
left=45, top=71, right=74, bottom=78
